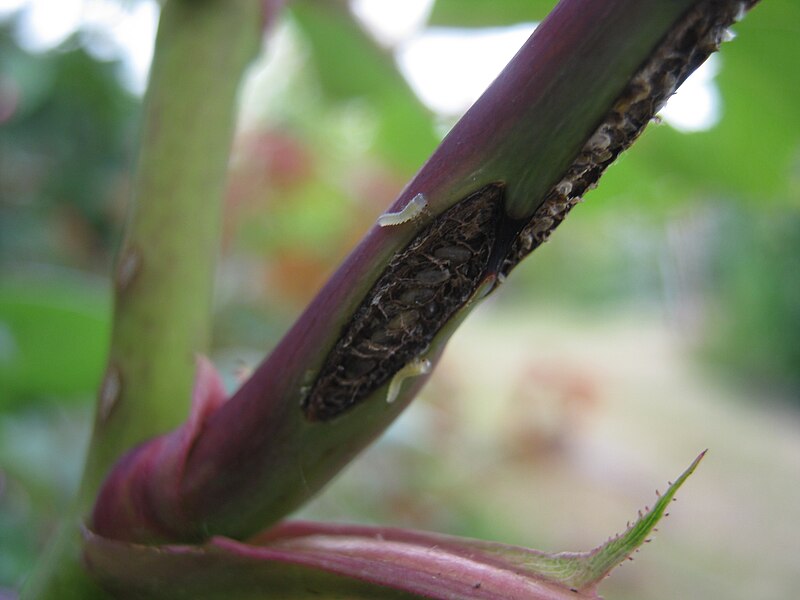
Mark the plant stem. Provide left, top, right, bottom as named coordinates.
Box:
left=174, top=0, right=709, bottom=535
left=81, top=0, right=263, bottom=504
left=91, top=0, right=755, bottom=545
left=23, top=1, right=264, bottom=597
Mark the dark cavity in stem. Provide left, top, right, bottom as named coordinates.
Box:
left=303, top=182, right=507, bottom=421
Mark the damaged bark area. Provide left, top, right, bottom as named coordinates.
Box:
left=500, top=0, right=756, bottom=276
left=303, top=183, right=504, bottom=421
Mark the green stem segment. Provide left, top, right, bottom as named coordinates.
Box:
left=82, top=0, right=262, bottom=505
left=23, top=1, right=264, bottom=598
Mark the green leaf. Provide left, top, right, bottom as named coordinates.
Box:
left=289, top=1, right=438, bottom=173
left=428, top=0, right=556, bottom=27
left=0, top=275, right=110, bottom=408
left=586, top=0, right=800, bottom=209
left=680, top=0, right=800, bottom=202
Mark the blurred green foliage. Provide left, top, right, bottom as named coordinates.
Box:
left=0, top=276, right=109, bottom=407
left=705, top=209, right=800, bottom=390
left=0, top=0, right=798, bottom=593
left=0, top=10, right=134, bottom=590
left=429, top=0, right=556, bottom=27
left=0, top=25, right=139, bottom=266
left=290, top=1, right=439, bottom=174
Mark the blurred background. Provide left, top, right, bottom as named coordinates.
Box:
left=0, top=0, right=798, bottom=598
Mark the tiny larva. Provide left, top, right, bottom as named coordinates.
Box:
left=303, top=182, right=505, bottom=422
left=377, top=193, right=428, bottom=227
left=385, top=357, right=432, bottom=404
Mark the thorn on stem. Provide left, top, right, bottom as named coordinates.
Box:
left=116, top=246, right=142, bottom=293
left=99, top=365, right=122, bottom=421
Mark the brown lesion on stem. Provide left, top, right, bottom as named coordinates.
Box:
left=500, top=0, right=757, bottom=277
left=303, top=182, right=505, bottom=422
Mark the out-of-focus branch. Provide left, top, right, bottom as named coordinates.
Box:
left=23, top=1, right=270, bottom=598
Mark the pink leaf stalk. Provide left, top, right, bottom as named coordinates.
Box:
left=86, top=454, right=705, bottom=599
left=85, top=525, right=595, bottom=600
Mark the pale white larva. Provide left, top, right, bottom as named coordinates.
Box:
left=385, top=357, right=432, bottom=404
left=377, top=193, right=428, bottom=227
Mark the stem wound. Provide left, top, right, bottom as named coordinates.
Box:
left=303, top=183, right=504, bottom=421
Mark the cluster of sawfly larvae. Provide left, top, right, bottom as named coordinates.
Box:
left=303, top=183, right=504, bottom=421
left=500, top=0, right=752, bottom=276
